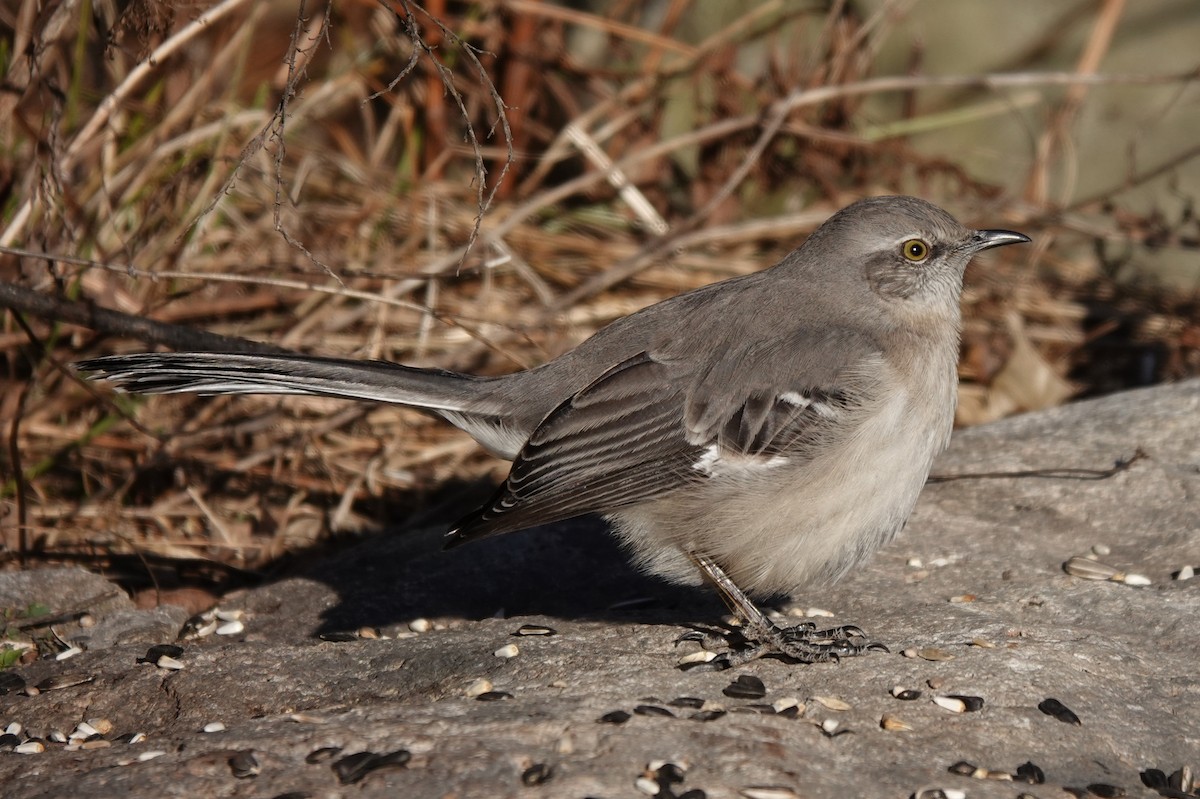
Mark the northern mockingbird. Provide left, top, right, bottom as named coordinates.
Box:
left=78, top=195, right=1029, bottom=668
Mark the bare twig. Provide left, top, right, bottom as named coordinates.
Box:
left=0, top=278, right=287, bottom=354
left=379, top=0, right=515, bottom=267
left=263, top=0, right=339, bottom=282
left=1025, top=0, right=1128, bottom=207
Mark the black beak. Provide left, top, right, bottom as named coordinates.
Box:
left=969, top=229, right=1031, bottom=252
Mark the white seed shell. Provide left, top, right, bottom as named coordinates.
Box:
left=193, top=619, right=219, bottom=637
left=933, top=695, right=968, bottom=713
left=812, top=695, right=851, bottom=711
left=465, top=678, right=493, bottom=697
left=87, top=718, right=113, bottom=735
left=635, top=776, right=660, bottom=795
left=1063, top=555, right=1119, bottom=580
left=215, top=620, right=245, bottom=636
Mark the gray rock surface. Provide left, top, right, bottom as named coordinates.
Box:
left=1, top=380, right=1197, bottom=798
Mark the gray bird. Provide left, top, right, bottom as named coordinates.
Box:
left=77, top=195, right=1029, bottom=667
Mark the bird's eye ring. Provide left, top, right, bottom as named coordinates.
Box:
left=901, top=239, right=930, bottom=262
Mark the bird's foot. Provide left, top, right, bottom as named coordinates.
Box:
left=726, top=619, right=888, bottom=668
left=682, top=551, right=889, bottom=670
left=678, top=619, right=888, bottom=671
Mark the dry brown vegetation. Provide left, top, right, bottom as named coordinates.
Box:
left=1, top=0, right=1197, bottom=601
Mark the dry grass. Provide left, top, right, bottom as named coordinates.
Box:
left=0, top=0, right=1197, bottom=599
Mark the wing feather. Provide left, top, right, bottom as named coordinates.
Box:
left=447, top=335, right=885, bottom=546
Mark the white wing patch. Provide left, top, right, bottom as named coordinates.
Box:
left=779, top=390, right=839, bottom=419
left=691, top=444, right=789, bottom=478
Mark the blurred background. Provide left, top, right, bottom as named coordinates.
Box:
left=0, top=0, right=1197, bottom=607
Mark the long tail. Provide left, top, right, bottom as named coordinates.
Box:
left=76, top=352, right=493, bottom=413
left=77, top=351, right=529, bottom=457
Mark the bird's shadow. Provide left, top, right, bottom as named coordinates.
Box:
left=303, top=510, right=728, bottom=637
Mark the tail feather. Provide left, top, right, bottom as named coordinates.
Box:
left=76, top=352, right=493, bottom=414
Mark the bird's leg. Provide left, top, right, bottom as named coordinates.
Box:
left=686, top=552, right=888, bottom=670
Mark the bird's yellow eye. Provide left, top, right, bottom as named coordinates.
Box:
left=901, top=239, right=929, bottom=262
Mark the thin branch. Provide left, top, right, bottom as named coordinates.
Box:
left=379, top=0, right=515, bottom=268
left=271, top=0, right=340, bottom=283
left=0, top=278, right=287, bottom=354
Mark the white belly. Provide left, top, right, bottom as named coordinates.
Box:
left=607, top=380, right=954, bottom=598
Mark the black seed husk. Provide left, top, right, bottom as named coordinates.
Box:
left=1038, top=697, right=1081, bottom=725
left=668, top=697, right=705, bottom=708
left=229, top=750, right=260, bottom=778
left=1087, top=784, right=1125, bottom=798
left=1140, top=769, right=1168, bottom=789
left=332, top=752, right=378, bottom=785
left=598, top=710, right=631, bottom=724
left=377, top=750, right=411, bottom=768
left=521, top=763, right=554, bottom=785
left=305, top=746, right=342, bottom=764
left=945, top=694, right=984, bottom=712
left=633, top=705, right=674, bottom=717
left=948, top=761, right=977, bottom=776
left=139, top=644, right=184, bottom=664
left=893, top=689, right=922, bottom=701
left=656, top=762, right=686, bottom=785
left=475, top=690, right=513, bottom=701
left=677, top=790, right=707, bottom=799
left=0, top=672, right=26, bottom=695
left=331, top=749, right=410, bottom=785
left=0, top=733, right=21, bottom=750
left=722, top=674, right=766, bottom=699
left=689, top=710, right=726, bottom=721
left=317, top=632, right=359, bottom=642
left=1015, top=761, right=1046, bottom=784
left=775, top=705, right=801, bottom=719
